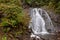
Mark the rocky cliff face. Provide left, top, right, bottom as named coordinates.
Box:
left=22, top=7, right=60, bottom=40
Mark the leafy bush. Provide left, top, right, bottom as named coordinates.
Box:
left=55, top=1, right=60, bottom=14
left=24, top=0, right=60, bottom=14
left=0, top=0, right=30, bottom=33
left=0, top=0, right=21, bottom=6
left=0, top=3, right=23, bottom=27
left=2, top=34, right=7, bottom=40
left=24, top=0, right=51, bottom=6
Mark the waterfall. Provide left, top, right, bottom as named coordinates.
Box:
left=29, top=8, right=55, bottom=39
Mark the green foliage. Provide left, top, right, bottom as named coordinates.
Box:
left=2, top=34, right=7, bottom=40
left=24, top=0, right=56, bottom=5
left=0, top=0, right=30, bottom=33
left=24, top=0, right=60, bottom=14
left=25, top=0, right=32, bottom=4
left=24, top=0, right=51, bottom=6
left=0, top=4, right=23, bottom=27
left=24, top=0, right=58, bottom=7
left=55, top=1, right=60, bottom=14
left=0, top=0, right=21, bottom=6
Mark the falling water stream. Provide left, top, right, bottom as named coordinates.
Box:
left=29, top=8, right=55, bottom=40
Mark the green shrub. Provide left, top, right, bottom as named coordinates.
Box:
left=0, top=4, right=23, bottom=27
left=24, top=0, right=50, bottom=6
left=0, top=0, right=30, bottom=33
left=55, top=1, right=60, bottom=14
left=24, top=0, right=60, bottom=14
left=0, top=0, right=21, bottom=6
left=2, top=34, right=7, bottom=40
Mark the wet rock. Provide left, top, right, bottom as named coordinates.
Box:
left=22, top=8, right=60, bottom=40
left=16, top=35, right=23, bottom=40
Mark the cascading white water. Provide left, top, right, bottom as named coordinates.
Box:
left=29, top=8, right=55, bottom=39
